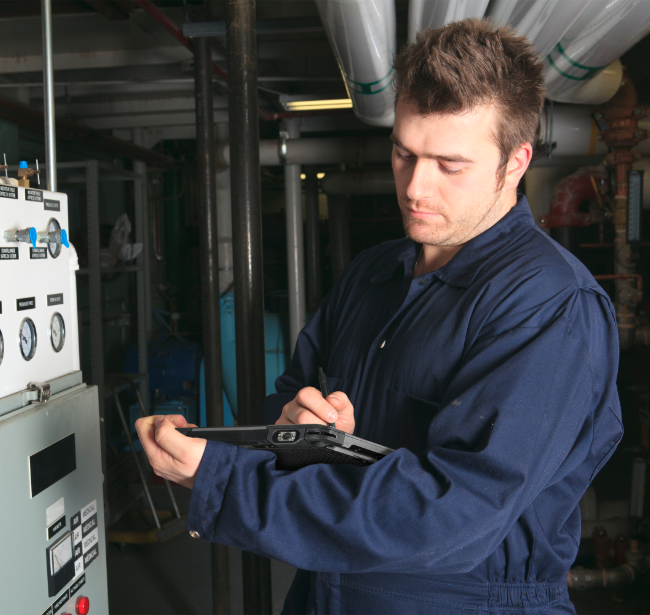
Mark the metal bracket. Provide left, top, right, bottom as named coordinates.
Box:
left=27, top=382, right=51, bottom=404
left=278, top=130, right=289, bottom=165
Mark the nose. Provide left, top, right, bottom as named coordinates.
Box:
left=404, top=159, right=435, bottom=202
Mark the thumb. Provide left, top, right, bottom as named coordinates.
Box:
left=327, top=392, right=353, bottom=417
left=154, top=416, right=196, bottom=459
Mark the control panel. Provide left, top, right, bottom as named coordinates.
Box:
left=0, top=163, right=108, bottom=614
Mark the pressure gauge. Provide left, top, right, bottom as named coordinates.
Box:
left=50, top=312, right=65, bottom=352
left=49, top=532, right=73, bottom=576
left=19, top=318, right=37, bottom=361
left=0, top=329, right=4, bottom=366
left=46, top=218, right=62, bottom=258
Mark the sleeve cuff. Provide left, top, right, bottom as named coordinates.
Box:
left=187, top=439, right=238, bottom=541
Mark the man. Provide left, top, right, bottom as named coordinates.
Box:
left=137, top=19, right=622, bottom=614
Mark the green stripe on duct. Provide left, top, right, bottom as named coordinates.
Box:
left=346, top=68, right=394, bottom=95
left=547, top=43, right=607, bottom=82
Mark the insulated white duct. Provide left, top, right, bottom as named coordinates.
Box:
left=407, top=0, right=489, bottom=43
left=541, top=0, right=650, bottom=103
left=315, top=0, right=396, bottom=127
left=487, top=0, right=590, bottom=57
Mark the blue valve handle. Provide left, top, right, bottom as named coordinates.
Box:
left=60, top=229, right=69, bottom=248
left=29, top=227, right=37, bottom=249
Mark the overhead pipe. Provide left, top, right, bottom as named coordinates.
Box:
left=542, top=0, right=650, bottom=104
left=217, top=135, right=392, bottom=167
left=282, top=119, right=306, bottom=351
left=316, top=0, right=396, bottom=127
left=41, top=0, right=56, bottom=191
left=408, top=0, right=489, bottom=43
left=225, top=0, right=272, bottom=612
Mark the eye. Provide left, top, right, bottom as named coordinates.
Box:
left=440, top=163, right=463, bottom=176
left=394, top=145, right=413, bottom=160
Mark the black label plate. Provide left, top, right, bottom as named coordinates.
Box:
left=0, top=247, right=18, bottom=260
left=69, top=574, right=86, bottom=598
left=47, top=293, right=63, bottom=306
left=47, top=516, right=66, bottom=540
left=44, top=199, right=60, bottom=212
left=83, top=543, right=99, bottom=569
left=0, top=185, right=17, bottom=199
left=26, top=188, right=43, bottom=202
left=17, top=296, right=35, bottom=311
left=81, top=513, right=97, bottom=537
left=30, top=247, right=48, bottom=259
left=71, top=512, right=81, bottom=531
left=41, top=606, right=53, bottom=615
left=52, top=588, right=69, bottom=613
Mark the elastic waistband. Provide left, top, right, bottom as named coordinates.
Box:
left=334, top=572, right=569, bottom=613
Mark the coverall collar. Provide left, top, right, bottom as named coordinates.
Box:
left=371, top=195, right=535, bottom=288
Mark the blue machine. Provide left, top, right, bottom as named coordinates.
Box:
left=199, top=293, right=289, bottom=426
left=124, top=293, right=290, bottom=440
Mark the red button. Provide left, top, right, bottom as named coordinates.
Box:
left=76, top=596, right=90, bottom=615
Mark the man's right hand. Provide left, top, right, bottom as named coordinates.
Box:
left=276, top=387, right=355, bottom=434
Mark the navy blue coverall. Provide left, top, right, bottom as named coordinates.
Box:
left=188, top=197, right=623, bottom=614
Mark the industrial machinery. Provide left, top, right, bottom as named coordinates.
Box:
left=0, top=165, right=109, bottom=614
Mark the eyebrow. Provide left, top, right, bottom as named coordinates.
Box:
left=389, top=134, right=475, bottom=164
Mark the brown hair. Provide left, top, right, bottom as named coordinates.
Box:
left=393, top=18, right=545, bottom=180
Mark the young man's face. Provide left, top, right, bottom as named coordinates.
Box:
left=391, top=99, right=518, bottom=248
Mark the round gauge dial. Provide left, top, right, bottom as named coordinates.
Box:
left=47, top=217, right=62, bottom=258
left=19, top=318, right=37, bottom=361
left=50, top=312, right=65, bottom=353
left=0, top=329, right=4, bottom=366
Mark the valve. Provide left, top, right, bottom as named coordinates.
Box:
left=38, top=227, right=69, bottom=248
left=4, top=227, right=37, bottom=249
left=16, top=160, right=40, bottom=187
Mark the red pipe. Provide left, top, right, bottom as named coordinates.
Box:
left=538, top=170, right=608, bottom=228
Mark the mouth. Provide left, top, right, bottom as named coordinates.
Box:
left=404, top=206, right=442, bottom=220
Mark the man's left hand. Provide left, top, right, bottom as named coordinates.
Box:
left=135, top=414, right=207, bottom=489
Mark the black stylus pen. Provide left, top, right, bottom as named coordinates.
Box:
left=318, top=367, right=337, bottom=428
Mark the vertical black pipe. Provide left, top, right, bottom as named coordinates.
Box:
left=328, top=195, right=351, bottom=283
left=226, top=1, right=273, bottom=614
left=194, top=34, right=231, bottom=615
left=305, top=166, right=321, bottom=311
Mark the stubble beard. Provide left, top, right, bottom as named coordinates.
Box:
left=399, top=186, right=505, bottom=248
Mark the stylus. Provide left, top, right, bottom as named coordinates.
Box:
left=318, top=367, right=337, bottom=428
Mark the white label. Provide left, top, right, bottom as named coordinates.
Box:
left=81, top=499, right=97, bottom=521
left=46, top=497, right=65, bottom=527
left=73, top=526, right=82, bottom=545
left=74, top=558, right=84, bottom=577
left=82, top=528, right=98, bottom=554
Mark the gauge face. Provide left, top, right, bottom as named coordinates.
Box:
left=50, top=312, right=65, bottom=352
left=19, top=318, right=37, bottom=361
left=0, top=329, right=4, bottom=366
left=49, top=532, right=73, bottom=576
left=47, top=217, right=61, bottom=258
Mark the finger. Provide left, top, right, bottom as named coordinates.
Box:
left=294, top=387, right=338, bottom=424
left=165, top=414, right=190, bottom=428
left=326, top=391, right=354, bottom=418
left=154, top=416, right=199, bottom=460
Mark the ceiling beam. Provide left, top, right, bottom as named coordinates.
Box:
left=80, top=0, right=130, bottom=21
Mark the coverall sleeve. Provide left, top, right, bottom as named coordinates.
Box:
left=188, top=288, right=622, bottom=575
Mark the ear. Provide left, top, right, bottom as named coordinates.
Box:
left=502, top=142, right=532, bottom=192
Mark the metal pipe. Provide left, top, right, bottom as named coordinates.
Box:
left=328, top=195, right=351, bottom=283
left=216, top=135, right=393, bottom=167
left=194, top=33, right=231, bottom=615
left=304, top=166, right=322, bottom=311
left=216, top=123, right=234, bottom=294
left=226, top=1, right=272, bottom=613
left=41, top=0, right=57, bottom=191
left=283, top=119, right=306, bottom=350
